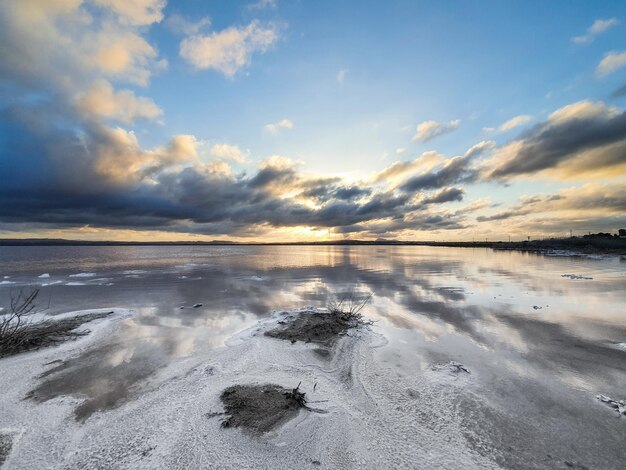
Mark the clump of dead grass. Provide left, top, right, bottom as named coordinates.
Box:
left=0, top=289, right=112, bottom=358
left=326, top=293, right=374, bottom=326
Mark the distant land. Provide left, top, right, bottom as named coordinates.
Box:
left=1, top=237, right=625, bottom=255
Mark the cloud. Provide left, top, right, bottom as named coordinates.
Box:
left=476, top=184, right=626, bottom=227
left=93, top=0, right=166, bottom=26
left=572, top=18, right=619, bottom=44
left=93, top=128, right=200, bottom=185
left=483, top=100, right=626, bottom=180
left=165, top=14, right=211, bottom=36
left=179, top=20, right=278, bottom=76
left=395, top=148, right=407, bottom=155
left=498, top=115, right=532, bottom=132
left=0, top=0, right=465, bottom=240
left=0, top=0, right=166, bottom=89
left=0, top=97, right=469, bottom=237
left=76, top=79, right=163, bottom=124
left=413, top=119, right=460, bottom=142
left=422, top=187, right=464, bottom=205
left=464, top=140, right=496, bottom=159
left=2, top=2, right=624, bottom=241
left=264, top=118, right=293, bottom=134
left=374, top=151, right=445, bottom=183
left=400, top=155, right=474, bottom=192
left=208, top=143, right=247, bottom=163
left=337, top=69, right=347, bottom=84
left=597, top=51, right=626, bottom=77
left=247, top=0, right=278, bottom=10
left=611, top=83, right=626, bottom=99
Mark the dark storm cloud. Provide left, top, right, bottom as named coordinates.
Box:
left=0, top=101, right=467, bottom=236
left=485, top=101, right=626, bottom=179
left=301, top=184, right=371, bottom=203
left=399, top=156, right=475, bottom=192
left=422, top=187, right=464, bottom=205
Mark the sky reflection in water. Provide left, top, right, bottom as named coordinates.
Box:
left=1, top=246, right=625, bottom=436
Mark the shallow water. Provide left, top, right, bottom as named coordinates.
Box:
left=1, top=245, right=625, bottom=468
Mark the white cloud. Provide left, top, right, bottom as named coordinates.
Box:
left=337, top=69, right=347, bottom=84
left=94, top=130, right=200, bottom=185
left=77, top=79, right=162, bottom=124
left=247, top=0, right=278, bottom=10
left=395, top=148, right=407, bottom=155
left=260, top=155, right=300, bottom=170
left=499, top=115, right=533, bottom=132
left=0, top=0, right=166, bottom=88
left=597, top=50, right=626, bottom=77
left=165, top=14, right=211, bottom=36
left=209, top=143, right=247, bottom=163
left=464, top=140, right=496, bottom=159
left=413, top=119, right=460, bottom=142
left=93, top=0, right=166, bottom=26
left=264, top=119, right=293, bottom=134
left=179, top=20, right=278, bottom=76
left=572, top=18, right=619, bottom=44
left=373, top=151, right=445, bottom=182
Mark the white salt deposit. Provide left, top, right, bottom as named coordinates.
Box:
left=0, top=308, right=499, bottom=469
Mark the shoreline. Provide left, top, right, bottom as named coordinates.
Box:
left=1, top=238, right=625, bottom=256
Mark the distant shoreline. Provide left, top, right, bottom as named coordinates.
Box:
left=1, top=237, right=625, bottom=255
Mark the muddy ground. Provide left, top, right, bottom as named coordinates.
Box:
left=264, top=310, right=363, bottom=345
left=219, top=384, right=308, bottom=434
left=0, top=432, right=16, bottom=466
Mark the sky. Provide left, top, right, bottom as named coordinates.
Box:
left=1, top=0, right=626, bottom=242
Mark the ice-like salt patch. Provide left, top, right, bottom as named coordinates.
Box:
left=596, top=395, right=626, bottom=416
left=69, top=273, right=97, bottom=278
left=41, top=281, right=63, bottom=287
left=0, top=308, right=497, bottom=469
left=0, top=281, right=15, bottom=285
left=37, top=274, right=50, bottom=279
left=544, top=250, right=612, bottom=260
left=174, top=263, right=209, bottom=269
left=65, top=282, right=87, bottom=286
left=613, top=342, right=626, bottom=352
left=561, top=274, right=593, bottom=280
left=431, top=361, right=470, bottom=374
left=122, top=270, right=147, bottom=275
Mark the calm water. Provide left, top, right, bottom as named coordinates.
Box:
left=1, top=245, right=625, bottom=467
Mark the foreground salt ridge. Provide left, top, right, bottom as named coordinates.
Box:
left=0, top=307, right=505, bottom=469
left=1, top=307, right=621, bottom=469
left=0, top=308, right=133, bottom=468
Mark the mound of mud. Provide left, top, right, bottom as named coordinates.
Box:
left=264, top=310, right=366, bottom=345
left=0, top=431, right=17, bottom=466
left=220, top=383, right=308, bottom=434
